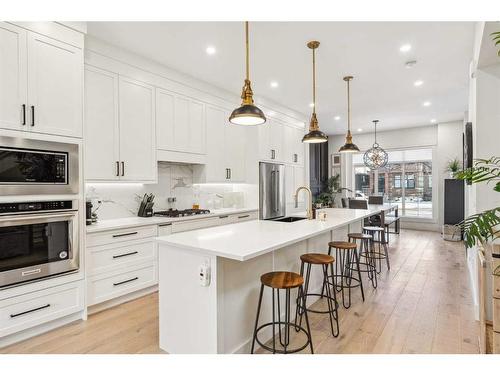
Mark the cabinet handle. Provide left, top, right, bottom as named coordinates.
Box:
left=271, top=149, right=275, bottom=159
left=112, top=231, right=138, bottom=238
left=21, top=104, right=26, bottom=125
left=159, top=223, right=172, bottom=227
left=116, top=161, right=120, bottom=177
left=112, top=251, right=138, bottom=259
left=294, top=153, right=298, bottom=163
left=228, top=168, right=232, bottom=180
left=113, top=277, right=138, bottom=286
left=30, top=106, right=35, bottom=126
left=225, top=168, right=230, bottom=180
left=121, top=161, right=125, bottom=176
left=219, top=215, right=229, bottom=219
left=238, top=214, right=250, bottom=219
left=10, top=304, right=50, bottom=318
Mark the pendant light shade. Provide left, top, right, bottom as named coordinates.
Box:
left=302, top=41, right=327, bottom=143
left=339, top=76, right=360, bottom=153
left=229, top=22, right=266, bottom=126
left=363, top=120, right=388, bottom=169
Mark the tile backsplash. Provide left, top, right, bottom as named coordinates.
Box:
left=86, top=162, right=258, bottom=220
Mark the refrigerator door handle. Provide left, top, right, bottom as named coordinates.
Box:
left=275, top=169, right=280, bottom=212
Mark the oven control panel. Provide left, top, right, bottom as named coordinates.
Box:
left=0, top=200, right=73, bottom=214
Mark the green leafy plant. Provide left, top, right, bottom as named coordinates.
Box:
left=492, top=31, right=500, bottom=56
left=315, top=174, right=352, bottom=207
left=455, top=156, right=500, bottom=247
left=445, top=158, right=461, bottom=177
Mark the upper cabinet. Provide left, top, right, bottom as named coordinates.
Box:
left=84, top=66, right=156, bottom=183
left=258, top=116, right=305, bottom=165
left=194, top=105, right=246, bottom=183
left=156, top=88, right=206, bottom=156
left=0, top=22, right=83, bottom=138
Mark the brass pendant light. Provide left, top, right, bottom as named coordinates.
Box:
left=339, top=76, right=360, bottom=153
left=229, top=21, right=266, bottom=126
left=302, top=41, right=328, bottom=143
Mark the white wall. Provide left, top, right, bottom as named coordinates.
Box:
left=328, top=122, right=464, bottom=231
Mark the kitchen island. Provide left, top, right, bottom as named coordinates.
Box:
left=156, top=206, right=395, bottom=353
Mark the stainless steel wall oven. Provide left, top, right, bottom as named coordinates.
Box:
left=0, top=200, right=79, bottom=288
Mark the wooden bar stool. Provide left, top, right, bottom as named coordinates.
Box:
left=327, top=241, right=365, bottom=309
left=294, top=253, right=340, bottom=337
left=348, top=233, right=377, bottom=288
left=251, top=271, right=314, bottom=354
left=363, top=226, right=390, bottom=273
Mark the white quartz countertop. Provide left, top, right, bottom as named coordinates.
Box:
left=156, top=206, right=396, bottom=261
left=86, top=207, right=258, bottom=234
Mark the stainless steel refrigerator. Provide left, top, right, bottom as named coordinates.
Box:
left=259, top=162, right=286, bottom=220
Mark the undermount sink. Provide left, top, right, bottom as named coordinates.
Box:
left=271, top=216, right=307, bottom=223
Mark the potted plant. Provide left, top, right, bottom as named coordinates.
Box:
left=316, top=174, right=352, bottom=208
left=455, top=156, right=500, bottom=248
left=445, top=158, right=461, bottom=178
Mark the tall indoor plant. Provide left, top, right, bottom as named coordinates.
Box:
left=455, top=156, right=500, bottom=247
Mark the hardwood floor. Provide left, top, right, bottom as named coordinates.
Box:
left=1, top=229, right=479, bottom=354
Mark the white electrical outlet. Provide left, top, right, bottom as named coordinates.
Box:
left=199, top=264, right=210, bottom=287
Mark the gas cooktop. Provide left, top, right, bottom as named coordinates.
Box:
left=154, top=208, right=210, bottom=218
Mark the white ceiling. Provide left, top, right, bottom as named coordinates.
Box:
left=87, top=22, right=475, bottom=135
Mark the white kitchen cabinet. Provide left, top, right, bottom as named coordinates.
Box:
left=156, top=88, right=206, bottom=155
left=84, top=72, right=156, bottom=182
left=27, top=32, right=83, bottom=137
left=258, top=118, right=284, bottom=162
left=119, top=76, right=156, bottom=182
left=84, top=66, right=120, bottom=181
left=0, top=23, right=27, bottom=132
left=196, top=105, right=246, bottom=183
left=0, top=22, right=83, bottom=138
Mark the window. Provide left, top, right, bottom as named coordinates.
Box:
left=353, top=148, right=434, bottom=219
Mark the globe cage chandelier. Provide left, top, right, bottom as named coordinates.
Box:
left=363, top=120, right=389, bottom=169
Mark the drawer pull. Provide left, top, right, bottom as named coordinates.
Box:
left=158, top=223, right=172, bottom=227
left=112, top=251, right=138, bottom=259
left=219, top=215, right=229, bottom=219
left=112, top=231, right=138, bottom=238
left=10, top=304, right=51, bottom=318
left=113, top=277, right=139, bottom=286
left=238, top=214, right=250, bottom=219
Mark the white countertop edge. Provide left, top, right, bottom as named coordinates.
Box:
left=86, top=208, right=258, bottom=234
left=156, top=207, right=390, bottom=261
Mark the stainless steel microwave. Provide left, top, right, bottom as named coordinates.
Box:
left=0, top=136, right=79, bottom=195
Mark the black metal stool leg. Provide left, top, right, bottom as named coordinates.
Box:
left=299, top=285, right=314, bottom=354
left=272, top=287, right=276, bottom=354
left=294, top=261, right=305, bottom=331
left=322, top=264, right=340, bottom=337
left=296, top=263, right=311, bottom=330
left=251, top=284, right=264, bottom=354
left=354, top=248, right=365, bottom=301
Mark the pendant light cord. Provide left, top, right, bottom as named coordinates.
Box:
left=312, top=47, right=316, bottom=114
left=347, top=79, right=351, bottom=132
left=374, top=120, right=378, bottom=144
left=245, top=21, right=250, bottom=81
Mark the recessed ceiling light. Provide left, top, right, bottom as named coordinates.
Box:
left=205, top=46, right=216, bottom=55
left=270, top=81, right=279, bottom=88
left=430, top=119, right=437, bottom=123
left=309, top=103, right=315, bottom=108
left=357, top=128, right=363, bottom=132
left=334, top=116, right=341, bottom=120
left=414, top=80, right=424, bottom=87
left=400, top=44, right=412, bottom=52
left=423, top=101, right=431, bottom=107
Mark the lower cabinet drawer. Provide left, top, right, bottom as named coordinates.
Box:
left=231, top=211, right=258, bottom=222
left=171, top=217, right=221, bottom=233
left=86, top=225, right=157, bottom=247
left=0, top=282, right=84, bottom=338
left=87, top=239, right=157, bottom=276
left=87, top=264, right=157, bottom=306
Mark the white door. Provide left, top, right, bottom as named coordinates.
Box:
left=226, top=119, right=246, bottom=182
left=173, top=96, right=190, bottom=152
left=0, top=23, right=27, bottom=131
left=119, top=77, right=156, bottom=182
left=204, top=106, right=226, bottom=182
left=156, top=88, right=175, bottom=151
left=188, top=100, right=205, bottom=154
left=84, top=66, right=120, bottom=181
left=269, top=119, right=284, bottom=162
left=27, top=32, right=83, bottom=137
